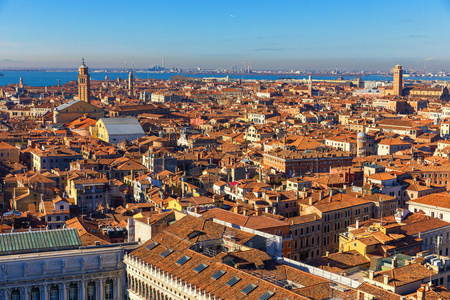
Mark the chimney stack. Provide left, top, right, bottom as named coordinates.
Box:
left=417, top=287, right=425, bottom=300
left=383, top=275, right=390, bottom=285
left=368, top=270, right=374, bottom=280
left=355, top=219, right=360, bottom=229
left=392, top=256, right=398, bottom=268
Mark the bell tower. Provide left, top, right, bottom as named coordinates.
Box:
left=128, top=71, right=134, bottom=97
left=393, top=65, right=403, bottom=96
left=78, top=58, right=90, bottom=103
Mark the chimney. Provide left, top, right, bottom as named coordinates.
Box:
left=383, top=275, right=390, bottom=285
left=392, top=256, right=398, bottom=268
left=233, top=206, right=239, bottom=214
left=194, top=206, right=200, bottom=214
left=308, top=197, right=313, bottom=206
left=319, top=191, right=323, bottom=201
left=368, top=270, right=374, bottom=280
left=417, top=287, right=425, bottom=300
left=355, top=219, right=360, bottom=229
left=325, top=251, right=330, bottom=257
left=243, top=209, right=248, bottom=216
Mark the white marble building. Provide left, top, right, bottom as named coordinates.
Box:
left=0, top=246, right=125, bottom=300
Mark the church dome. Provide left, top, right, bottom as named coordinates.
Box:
left=357, top=131, right=366, bottom=138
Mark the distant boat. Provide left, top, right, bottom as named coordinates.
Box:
left=0, top=73, right=3, bottom=76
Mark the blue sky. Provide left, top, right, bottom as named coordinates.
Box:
left=1, top=0, right=449, bottom=71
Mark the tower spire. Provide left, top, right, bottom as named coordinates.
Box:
left=78, top=58, right=90, bottom=103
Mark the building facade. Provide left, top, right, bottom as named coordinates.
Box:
left=0, top=229, right=125, bottom=300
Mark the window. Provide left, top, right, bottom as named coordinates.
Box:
left=30, top=287, right=41, bottom=300
left=226, top=277, right=241, bottom=287
left=211, top=270, right=226, bottom=280
left=241, top=284, right=258, bottom=295
left=87, top=282, right=96, bottom=300
left=105, top=279, right=114, bottom=300
left=259, top=291, right=275, bottom=300
left=50, top=286, right=59, bottom=300
left=69, top=283, right=78, bottom=300
left=11, top=289, right=20, bottom=300
left=193, top=263, right=209, bottom=273
left=176, top=255, right=192, bottom=266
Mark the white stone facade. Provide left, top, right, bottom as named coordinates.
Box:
left=124, top=254, right=214, bottom=300
left=0, top=247, right=124, bottom=300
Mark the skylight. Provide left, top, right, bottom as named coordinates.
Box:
left=258, top=291, right=275, bottom=300
left=160, top=248, right=173, bottom=258
left=225, top=276, right=241, bottom=287
left=241, top=283, right=258, bottom=295
left=175, top=255, right=191, bottom=266
left=211, top=270, right=226, bottom=280
left=193, top=263, right=209, bottom=273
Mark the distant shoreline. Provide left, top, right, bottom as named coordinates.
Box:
left=0, top=68, right=388, bottom=77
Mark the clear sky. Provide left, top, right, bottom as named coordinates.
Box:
left=1, top=0, right=450, bottom=71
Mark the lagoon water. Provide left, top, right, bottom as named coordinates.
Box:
left=0, top=70, right=449, bottom=87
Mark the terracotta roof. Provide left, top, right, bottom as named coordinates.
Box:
left=409, top=192, right=450, bottom=209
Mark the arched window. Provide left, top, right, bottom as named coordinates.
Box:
left=69, top=283, right=78, bottom=300
left=105, top=279, right=114, bottom=299
left=50, top=286, right=59, bottom=300
left=31, top=287, right=40, bottom=300
left=87, top=281, right=96, bottom=300
left=11, top=289, right=20, bottom=300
